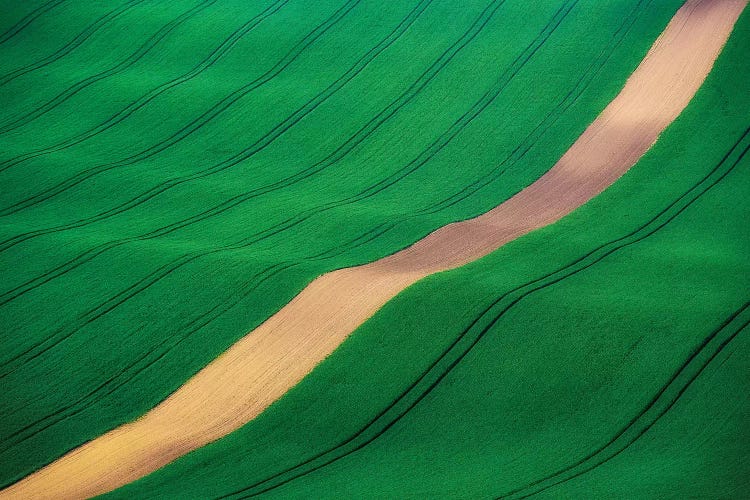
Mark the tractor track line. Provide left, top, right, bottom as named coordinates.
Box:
left=0, top=0, right=362, bottom=208
left=0, top=0, right=289, bottom=173
left=0, top=0, right=565, bottom=378
left=0, top=0, right=148, bottom=88
left=0, top=0, right=69, bottom=46
left=228, top=119, right=750, bottom=500
left=504, top=302, right=750, bottom=499
left=0, top=0, right=217, bottom=134
left=0, top=0, right=644, bottom=444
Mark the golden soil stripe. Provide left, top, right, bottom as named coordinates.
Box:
left=2, top=0, right=746, bottom=498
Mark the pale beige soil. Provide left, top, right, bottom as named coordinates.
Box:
left=1, top=0, right=746, bottom=498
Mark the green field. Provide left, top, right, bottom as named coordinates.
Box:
left=0, top=0, right=747, bottom=497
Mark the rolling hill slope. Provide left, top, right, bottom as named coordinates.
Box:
left=0, top=0, right=686, bottom=487
left=104, top=7, right=750, bottom=497
left=0, top=0, right=747, bottom=498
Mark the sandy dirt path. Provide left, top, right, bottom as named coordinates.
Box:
left=1, top=0, right=746, bottom=498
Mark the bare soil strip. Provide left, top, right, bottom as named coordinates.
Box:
left=2, top=1, right=745, bottom=498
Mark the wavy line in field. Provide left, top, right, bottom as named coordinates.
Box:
left=0, top=0, right=455, bottom=379
left=0, top=0, right=434, bottom=246
left=0, top=0, right=499, bottom=250
left=1, top=0, right=742, bottom=498
left=0, top=0, right=438, bottom=432
left=0, top=0, right=512, bottom=310
left=0, top=0, right=362, bottom=210
left=0, top=0, right=69, bottom=46
left=0, top=0, right=147, bottom=88
left=0, top=223, right=393, bottom=454
left=225, top=111, right=750, bottom=500
left=419, top=0, right=650, bottom=215
left=503, top=301, right=750, bottom=499
left=0, top=0, right=216, bottom=134
left=0, top=0, right=568, bottom=379
left=0, top=0, right=647, bottom=452
left=0, top=0, right=289, bottom=174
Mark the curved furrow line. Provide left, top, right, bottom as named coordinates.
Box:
left=0, top=0, right=289, bottom=174
left=0, top=0, right=490, bottom=254
left=0, top=0, right=433, bottom=250
left=505, top=306, right=750, bottom=499
left=0, top=0, right=567, bottom=374
left=315, top=0, right=648, bottom=255
left=223, top=125, right=750, bottom=500
left=427, top=0, right=651, bottom=215
left=0, top=223, right=395, bottom=452
left=0, top=0, right=69, bottom=46
left=0, top=2, right=739, bottom=496
left=0, top=0, right=508, bottom=298
left=0, top=0, right=574, bottom=443
left=0, top=0, right=500, bottom=375
left=10, top=15, right=636, bottom=464
left=295, top=0, right=649, bottom=258
left=0, top=262, right=292, bottom=439
left=0, top=0, right=147, bottom=88
left=0, top=0, right=217, bottom=135
left=180, top=0, right=652, bottom=356
left=0, top=0, right=360, bottom=213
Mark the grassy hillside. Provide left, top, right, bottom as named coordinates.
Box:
left=103, top=6, right=750, bottom=498
left=0, top=0, right=687, bottom=487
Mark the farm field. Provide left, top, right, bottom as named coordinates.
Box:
left=0, top=0, right=748, bottom=498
